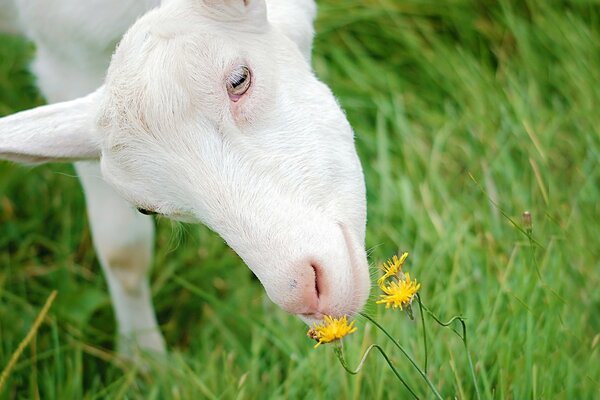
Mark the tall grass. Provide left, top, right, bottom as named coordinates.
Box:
left=1, top=0, right=599, bottom=398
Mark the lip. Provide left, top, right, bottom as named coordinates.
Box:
left=299, top=313, right=324, bottom=326
left=301, top=312, right=324, bottom=319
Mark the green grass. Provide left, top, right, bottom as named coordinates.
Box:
left=1, top=0, right=599, bottom=398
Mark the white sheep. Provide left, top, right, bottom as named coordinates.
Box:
left=0, top=0, right=370, bottom=356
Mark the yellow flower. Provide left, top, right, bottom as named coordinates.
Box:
left=307, top=315, right=357, bottom=348
left=377, top=252, right=409, bottom=288
left=376, top=272, right=421, bottom=310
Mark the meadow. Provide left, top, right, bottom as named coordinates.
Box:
left=1, top=0, right=599, bottom=398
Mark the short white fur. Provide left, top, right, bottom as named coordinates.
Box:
left=0, top=0, right=370, bottom=356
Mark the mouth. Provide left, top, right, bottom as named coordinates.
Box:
left=299, top=313, right=325, bottom=326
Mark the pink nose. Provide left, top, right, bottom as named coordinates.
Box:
left=281, top=261, right=327, bottom=316
left=280, top=260, right=362, bottom=320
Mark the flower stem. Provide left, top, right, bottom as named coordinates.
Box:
left=334, top=343, right=418, bottom=399
left=417, top=295, right=428, bottom=373
left=418, top=299, right=481, bottom=400
left=360, top=312, right=443, bottom=400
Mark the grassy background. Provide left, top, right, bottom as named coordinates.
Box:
left=1, top=0, right=599, bottom=398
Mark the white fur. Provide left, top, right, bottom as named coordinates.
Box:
left=0, top=0, right=369, bottom=354
left=0, top=91, right=100, bottom=163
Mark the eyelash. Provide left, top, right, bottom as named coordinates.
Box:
left=226, top=65, right=251, bottom=101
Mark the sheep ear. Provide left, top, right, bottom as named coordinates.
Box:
left=0, top=90, right=101, bottom=164
left=200, top=0, right=267, bottom=27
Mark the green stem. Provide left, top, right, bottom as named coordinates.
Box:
left=417, top=295, right=428, bottom=373
left=526, top=225, right=543, bottom=280
left=464, top=329, right=481, bottom=400
left=334, top=343, right=419, bottom=399
left=360, top=312, right=443, bottom=400
left=419, top=301, right=481, bottom=400
left=419, top=303, right=464, bottom=339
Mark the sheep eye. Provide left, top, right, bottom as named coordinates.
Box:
left=226, top=65, right=251, bottom=100
left=137, top=208, right=156, bottom=215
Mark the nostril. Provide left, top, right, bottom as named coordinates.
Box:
left=310, top=261, right=329, bottom=302
left=311, top=262, right=321, bottom=299
left=284, top=260, right=328, bottom=316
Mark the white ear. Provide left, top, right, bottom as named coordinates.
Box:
left=200, top=0, right=267, bottom=27
left=0, top=90, right=101, bottom=164
left=266, top=1, right=317, bottom=62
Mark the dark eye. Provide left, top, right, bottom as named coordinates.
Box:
left=226, top=65, right=251, bottom=101
left=137, top=208, right=156, bottom=215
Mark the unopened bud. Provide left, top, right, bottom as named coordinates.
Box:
left=523, top=211, right=532, bottom=233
